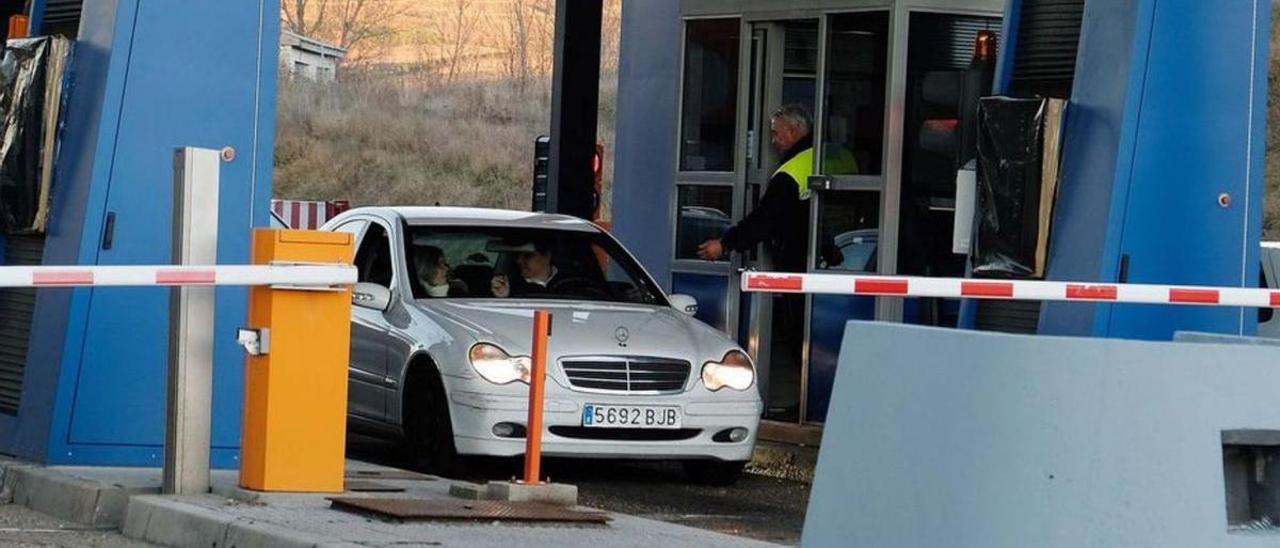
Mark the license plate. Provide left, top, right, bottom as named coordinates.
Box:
left=582, top=404, right=682, bottom=429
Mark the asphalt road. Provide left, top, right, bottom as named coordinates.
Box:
left=0, top=503, right=158, bottom=548
left=348, top=436, right=810, bottom=546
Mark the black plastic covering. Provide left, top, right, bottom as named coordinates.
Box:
left=972, top=96, right=1046, bottom=277
left=0, top=38, right=51, bottom=234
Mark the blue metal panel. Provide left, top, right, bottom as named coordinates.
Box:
left=1037, top=0, right=1149, bottom=337
left=805, top=295, right=875, bottom=422
left=0, top=0, right=132, bottom=461
left=991, top=0, right=1021, bottom=93
left=60, top=0, right=277, bottom=464
left=672, top=272, right=729, bottom=332
left=0, top=0, right=280, bottom=466
left=1101, top=0, right=1268, bottom=340
left=27, top=0, right=47, bottom=33
left=611, top=0, right=680, bottom=291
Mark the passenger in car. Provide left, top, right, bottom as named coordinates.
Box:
left=490, top=241, right=608, bottom=300
left=412, top=244, right=468, bottom=298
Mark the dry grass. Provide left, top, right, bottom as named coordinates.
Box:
left=1266, top=15, right=1280, bottom=239
left=272, top=71, right=618, bottom=214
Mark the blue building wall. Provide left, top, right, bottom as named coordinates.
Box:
left=1, top=1, right=279, bottom=465
left=966, top=0, right=1269, bottom=341
left=611, top=0, right=680, bottom=291
left=1036, top=0, right=1269, bottom=340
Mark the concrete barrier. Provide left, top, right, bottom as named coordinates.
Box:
left=804, top=322, right=1280, bottom=547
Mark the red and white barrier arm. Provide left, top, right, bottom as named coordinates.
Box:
left=742, top=271, right=1280, bottom=308
left=0, top=265, right=356, bottom=288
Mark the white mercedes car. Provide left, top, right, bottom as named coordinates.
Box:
left=323, top=207, right=762, bottom=484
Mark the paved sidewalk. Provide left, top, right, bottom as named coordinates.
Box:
left=0, top=458, right=779, bottom=548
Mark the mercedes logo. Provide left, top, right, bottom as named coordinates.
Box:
left=614, top=327, right=630, bottom=346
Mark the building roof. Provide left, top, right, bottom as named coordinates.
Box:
left=280, top=30, right=347, bottom=59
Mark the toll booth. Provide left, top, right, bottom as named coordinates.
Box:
left=0, top=2, right=279, bottom=465
left=612, top=0, right=1269, bottom=430
left=614, top=0, right=1005, bottom=426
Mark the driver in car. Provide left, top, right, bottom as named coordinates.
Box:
left=490, top=241, right=607, bottom=299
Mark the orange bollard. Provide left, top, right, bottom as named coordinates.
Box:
left=240, top=229, right=354, bottom=492
left=523, top=310, right=551, bottom=484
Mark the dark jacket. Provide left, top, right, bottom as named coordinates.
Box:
left=501, top=271, right=610, bottom=300
left=721, top=136, right=813, bottom=272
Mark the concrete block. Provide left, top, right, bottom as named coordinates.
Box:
left=448, top=481, right=489, bottom=500
left=804, top=322, right=1280, bottom=548
left=486, top=481, right=578, bottom=506
left=124, top=495, right=233, bottom=548
left=449, top=480, right=578, bottom=505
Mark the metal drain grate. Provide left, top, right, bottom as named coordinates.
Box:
left=328, top=498, right=611, bottom=524
left=344, top=469, right=437, bottom=481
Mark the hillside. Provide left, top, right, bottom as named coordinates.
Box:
left=275, top=5, right=1280, bottom=239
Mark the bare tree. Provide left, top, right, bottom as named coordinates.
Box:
left=600, top=0, right=622, bottom=72
left=435, top=0, right=483, bottom=84
left=332, top=0, right=410, bottom=57
left=282, top=0, right=330, bottom=37
left=484, top=0, right=534, bottom=92
left=281, top=0, right=409, bottom=64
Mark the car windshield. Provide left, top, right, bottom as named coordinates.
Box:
left=403, top=225, right=668, bottom=306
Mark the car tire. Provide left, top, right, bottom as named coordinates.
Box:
left=682, top=460, right=747, bottom=486
left=403, top=367, right=465, bottom=478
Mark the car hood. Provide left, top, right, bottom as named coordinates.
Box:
left=412, top=299, right=729, bottom=360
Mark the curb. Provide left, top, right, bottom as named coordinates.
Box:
left=0, top=461, right=153, bottom=528
left=122, top=495, right=356, bottom=548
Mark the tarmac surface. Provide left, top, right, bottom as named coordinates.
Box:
left=0, top=503, right=157, bottom=548
left=348, top=436, right=812, bottom=546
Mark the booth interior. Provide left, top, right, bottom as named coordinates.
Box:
left=662, top=0, right=1003, bottom=425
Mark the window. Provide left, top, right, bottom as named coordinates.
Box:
left=680, top=19, right=740, bottom=172
left=821, top=12, right=889, bottom=176
left=403, top=226, right=667, bottom=305
left=353, top=223, right=393, bottom=288
left=897, top=13, right=1001, bottom=278
left=817, top=191, right=880, bottom=272
left=334, top=220, right=367, bottom=241
left=675, top=186, right=733, bottom=262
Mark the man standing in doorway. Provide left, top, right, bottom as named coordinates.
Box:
left=697, top=103, right=816, bottom=421
left=696, top=104, right=814, bottom=271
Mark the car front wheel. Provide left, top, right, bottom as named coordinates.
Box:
left=403, top=368, right=465, bottom=478
left=682, top=460, right=747, bottom=486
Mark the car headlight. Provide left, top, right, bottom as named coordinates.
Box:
left=468, top=343, right=532, bottom=385
left=702, top=350, right=755, bottom=391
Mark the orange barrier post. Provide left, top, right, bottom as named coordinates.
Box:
left=240, top=229, right=354, bottom=492
left=523, top=310, right=551, bottom=484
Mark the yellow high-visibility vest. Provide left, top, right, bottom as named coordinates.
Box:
left=775, top=147, right=815, bottom=200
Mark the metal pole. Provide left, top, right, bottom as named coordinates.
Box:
left=523, top=310, right=551, bottom=484
left=164, top=147, right=221, bottom=495
left=547, top=0, right=603, bottom=220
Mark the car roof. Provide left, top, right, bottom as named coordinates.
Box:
left=340, top=206, right=602, bottom=233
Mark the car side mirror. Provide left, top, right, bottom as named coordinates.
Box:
left=669, top=294, right=698, bottom=316
left=352, top=282, right=391, bottom=312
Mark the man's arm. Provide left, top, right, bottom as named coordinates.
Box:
left=721, top=173, right=800, bottom=253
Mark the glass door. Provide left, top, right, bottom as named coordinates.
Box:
left=740, top=19, right=819, bottom=423
left=804, top=11, right=890, bottom=423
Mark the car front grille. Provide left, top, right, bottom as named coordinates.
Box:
left=559, top=357, right=691, bottom=394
